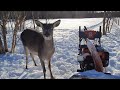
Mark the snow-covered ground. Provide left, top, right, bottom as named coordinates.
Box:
left=0, top=18, right=120, bottom=79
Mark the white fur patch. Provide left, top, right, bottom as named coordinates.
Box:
left=44, top=36, right=52, bottom=40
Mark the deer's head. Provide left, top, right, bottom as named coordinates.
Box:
left=35, top=20, right=61, bottom=40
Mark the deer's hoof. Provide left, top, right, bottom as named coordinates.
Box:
left=35, top=64, right=37, bottom=66
left=26, top=67, right=28, bottom=69
left=51, top=76, right=55, bottom=79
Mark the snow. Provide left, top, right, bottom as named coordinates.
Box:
left=70, top=70, right=120, bottom=79
left=0, top=18, right=120, bottom=79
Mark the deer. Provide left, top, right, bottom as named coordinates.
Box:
left=20, top=19, right=61, bottom=79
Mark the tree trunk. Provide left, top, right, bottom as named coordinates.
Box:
left=10, top=15, right=26, bottom=53
left=118, top=18, right=119, bottom=25
left=0, top=12, right=10, bottom=53
left=107, top=18, right=111, bottom=33
left=20, top=20, right=25, bottom=30
left=103, top=11, right=107, bottom=35
left=32, top=12, right=36, bottom=29
left=11, top=28, right=18, bottom=53
left=109, top=19, right=114, bottom=32
left=2, top=25, right=8, bottom=52
left=105, top=18, right=108, bottom=33
left=0, top=36, right=5, bottom=54
left=103, top=17, right=106, bottom=35
left=105, top=18, right=111, bottom=33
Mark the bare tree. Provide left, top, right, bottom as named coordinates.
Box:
left=19, top=11, right=26, bottom=31
left=10, top=11, right=26, bottom=53
left=103, top=11, right=111, bottom=35
left=0, top=11, right=9, bottom=52
left=0, top=36, right=4, bottom=54
left=31, top=11, right=36, bottom=29
left=105, top=17, right=111, bottom=33
left=103, top=12, right=106, bottom=35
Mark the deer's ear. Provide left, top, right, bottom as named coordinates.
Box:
left=35, top=20, right=43, bottom=27
left=53, top=20, right=61, bottom=28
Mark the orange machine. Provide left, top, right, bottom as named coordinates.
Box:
left=77, top=26, right=109, bottom=72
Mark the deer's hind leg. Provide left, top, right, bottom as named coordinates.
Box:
left=24, top=46, right=29, bottom=69
left=30, top=53, right=37, bottom=66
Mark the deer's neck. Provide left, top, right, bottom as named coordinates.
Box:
left=44, top=38, right=54, bottom=49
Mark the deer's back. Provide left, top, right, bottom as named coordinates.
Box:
left=21, top=29, right=44, bottom=54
